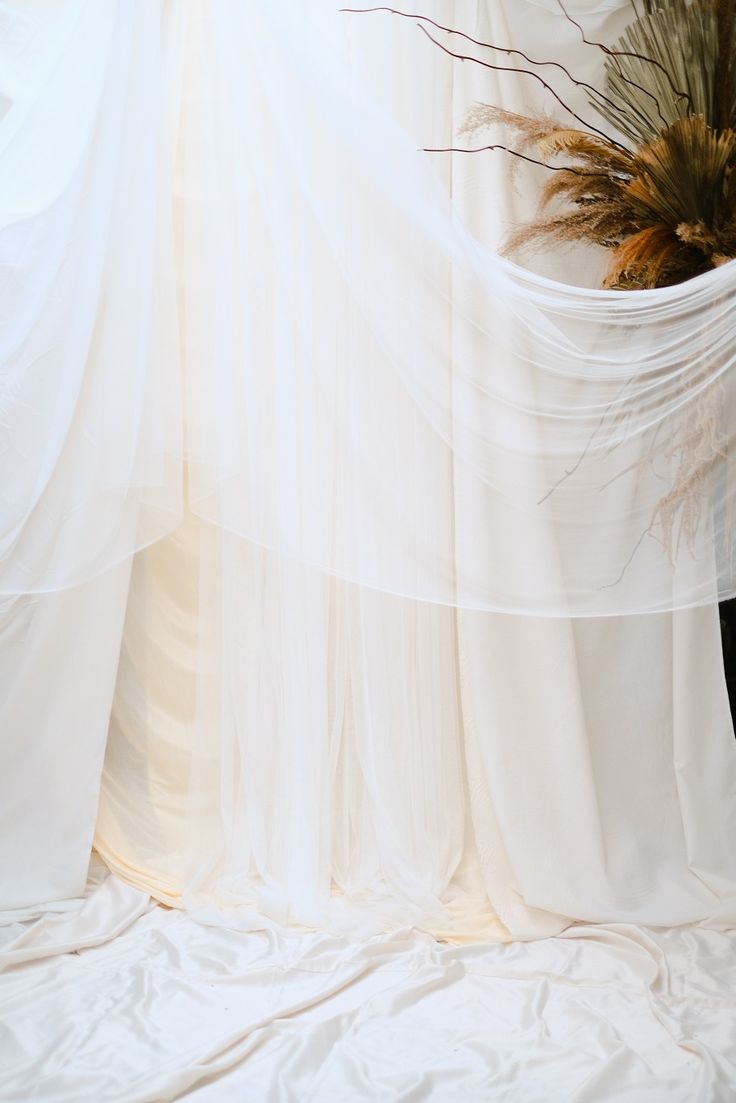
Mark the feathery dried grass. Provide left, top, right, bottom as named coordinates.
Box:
left=483, top=112, right=736, bottom=287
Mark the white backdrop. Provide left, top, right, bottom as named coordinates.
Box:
left=0, top=0, right=734, bottom=936
left=3, top=4, right=736, bottom=1100
left=9, top=0, right=724, bottom=939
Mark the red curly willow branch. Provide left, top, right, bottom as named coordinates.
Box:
left=415, top=23, right=632, bottom=154
left=422, top=143, right=620, bottom=182
left=341, top=5, right=675, bottom=133
left=339, top=5, right=627, bottom=119
left=341, top=6, right=631, bottom=152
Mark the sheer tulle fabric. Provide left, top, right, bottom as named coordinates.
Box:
left=4, top=0, right=736, bottom=614
left=176, top=0, right=736, bottom=617
left=0, top=1, right=183, bottom=594
left=4, top=0, right=736, bottom=941
left=89, top=0, right=736, bottom=941
left=96, top=516, right=506, bottom=938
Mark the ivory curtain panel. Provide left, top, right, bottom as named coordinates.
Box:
left=3, top=3, right=736, bottom=1100
left=1, top=0, right=736, bottom=971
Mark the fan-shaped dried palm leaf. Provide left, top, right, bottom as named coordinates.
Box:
left=597, top=0, right=718, bottom=145
left=627, top=117, right=736, bottom=227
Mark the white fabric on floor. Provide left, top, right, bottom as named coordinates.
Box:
left=2, top=2, right=736, bottom=1100
left=2, top=862, right=736, bottom=1102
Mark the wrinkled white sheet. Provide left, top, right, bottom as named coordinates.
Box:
left=1, top=861, right=735, bottom=1102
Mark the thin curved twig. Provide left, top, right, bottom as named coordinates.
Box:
left=339, top=6, right=629, bottom=120
left=416, top=24, right=631, bottom=153
left=422, top=143, right=618, bottom=181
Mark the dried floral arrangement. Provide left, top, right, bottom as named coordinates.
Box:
left=347, top=1, right=736, bottom=288
left=461, top=0, right=736, bottom=289
left=345, top=1, right=736, bottom=576
left=454, top=0, right=736, bottom=566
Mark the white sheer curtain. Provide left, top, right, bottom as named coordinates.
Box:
left=0, top=0, right=180, bottom=908
left=92, top=0, right=736, bottom=940
left=5, top=7, right=736, bottom=1099
left=95, top=0, right=492, bottom=940
left=1, top=0, right=736, bottom=942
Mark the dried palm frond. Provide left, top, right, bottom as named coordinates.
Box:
left=596, top=0, right=718, bottom=144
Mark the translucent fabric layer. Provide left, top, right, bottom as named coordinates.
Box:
left=90, top=0, right=736, bottom=942
left=178, top=0, right=736, bottom=617
left=3, top=0, right=736, bottom=615
left=0, top=0, right=183, bottom=595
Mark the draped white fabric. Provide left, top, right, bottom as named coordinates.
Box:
left=2, top=2, right=736, bottom=1099
left=3, top=860, right=736, bottom=1103
left=164, top=0, right=736, bottom=618
left=4, top=0, right=736, bottom=613
left=0, top=0, right=183, bottom=596
left=92, top=0, right=736, bottom=939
